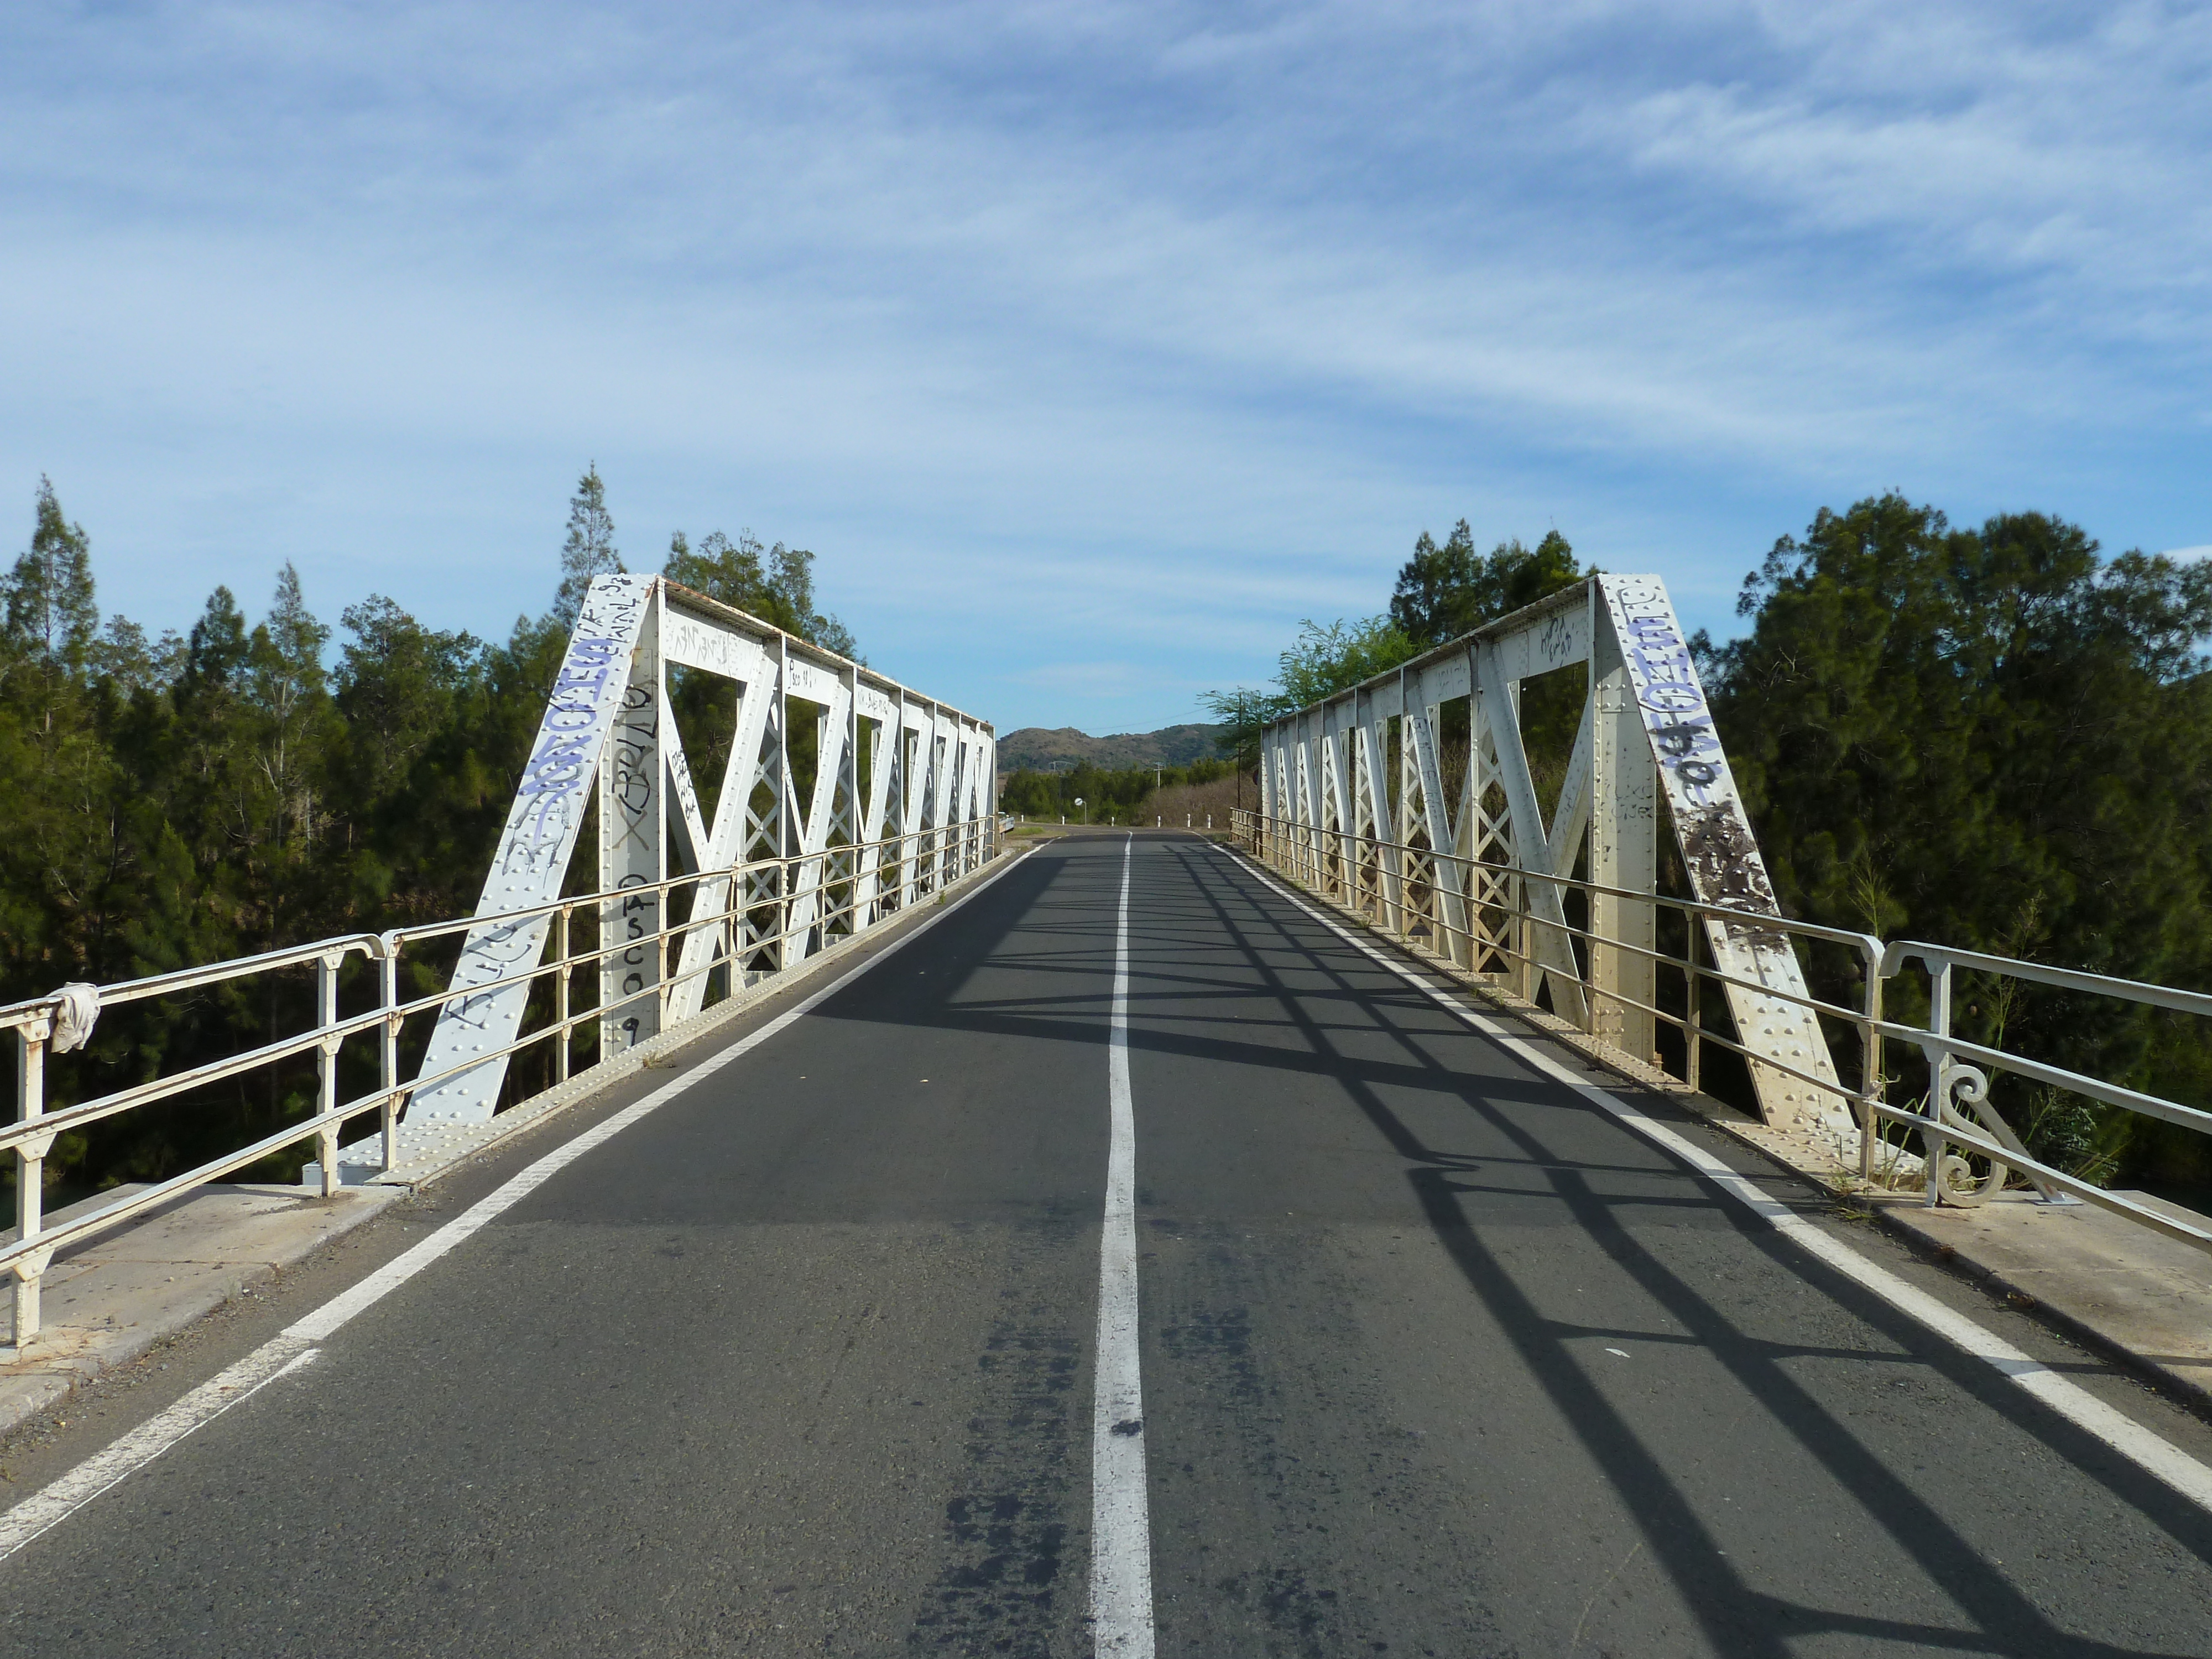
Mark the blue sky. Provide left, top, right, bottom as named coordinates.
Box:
left=5, top=2, right=2209, bottom=735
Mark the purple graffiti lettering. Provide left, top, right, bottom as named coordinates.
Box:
left=517, top=759, right=588, bottom=803
left=552, top=672, right=612, bottom=704
left=1629, top=645, right=1694, bottom=688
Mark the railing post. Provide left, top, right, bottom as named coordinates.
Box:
left=780, top=855, right=794, bottom=965
left=1519, top=893, right=1534, bottom=1002
left=315, top=951, right=342, bottom=1197
left=1923, top=960, right=1953, bottom=1208
left=380, top=938, right=401, bottom=1175
left=659, top=880, right=677, bottom=1025
left=1859, top=945, right=1884, bottom=1187
left=552, top=907, right=572, bottom=1083
left=1686, top=953, right=1703, bottom=1093
left=11, top=1013, right=54, bottom=1349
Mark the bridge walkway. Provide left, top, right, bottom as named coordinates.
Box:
left=2, top=834, right=2208, bottom=1655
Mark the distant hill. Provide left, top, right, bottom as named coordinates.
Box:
left=998, top=722, right=1228, bottom=772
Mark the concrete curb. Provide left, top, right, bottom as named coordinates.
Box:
left=1853, top=1196, right=2212, bottom=1415
left=0, top=1183, right=403, bottom=1441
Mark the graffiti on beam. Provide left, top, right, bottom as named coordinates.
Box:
left=498, top=580, right=650, bottom=883
left=1601, top=577, right=1785, bottom=939
left=411, top=575, right=653, bottom=1121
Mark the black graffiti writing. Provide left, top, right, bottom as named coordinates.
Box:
left=1540, top=611, right=1575, bottom=662
left=1646, top=715, right=1718, bottom=761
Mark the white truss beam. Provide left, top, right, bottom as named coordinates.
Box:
left=1254, top=574, right=1849, bottom=1136
left=413, top=575, right=995, bottom=1128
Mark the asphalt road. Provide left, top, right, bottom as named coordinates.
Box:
left=2, top=833, right=2209, bottom=1657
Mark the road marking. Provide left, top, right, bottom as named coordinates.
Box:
left=0, top=848, right=1036, bottom=1563
left=0, top=1346, right=320, bottom=1558
left=1091, top=834, right=1156, bottom=1657
left=1217, top=847, right=2212, bottom=1517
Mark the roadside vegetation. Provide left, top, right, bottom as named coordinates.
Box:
left=0, top=468, right=855, bottom=1197
left=998, top=756, right=1242, bottom=828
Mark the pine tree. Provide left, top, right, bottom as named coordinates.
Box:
left=552, top=463, right=623, bottom=627
left=1386, top=521, right=1479, bottom=649
left=248, top=563, right=337, bottom=859
left=335, top=595, right=478, bottom=801
left=665, top=528, right=859, bottom=659
left=665, top=529, right=769, bottom=615
left=3, top=477, right=101, bottom=724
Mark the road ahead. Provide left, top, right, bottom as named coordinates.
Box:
left=3, top=834, right=2209, bottom=1656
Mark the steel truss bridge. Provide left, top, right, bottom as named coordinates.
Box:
left=0, top=573, right=2208, bottom=1656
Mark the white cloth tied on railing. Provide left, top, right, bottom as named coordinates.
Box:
left=48, top=982, right=101, bottom=1054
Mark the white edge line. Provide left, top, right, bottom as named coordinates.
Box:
left=1213, top=847, right=2212, bottom=1517
left=0, top=848, right=1036, bottom=1562
left=1090, top=832, right=1155, bottom=1657
left=0, top=1345, right=322, bottom=1557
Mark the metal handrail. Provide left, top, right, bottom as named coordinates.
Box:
left=0, top=934, right=389, bottom=1025
left=1872, top=1022, right=2212, bottom=1139
left=1232, top=805, right=1884, bottom=1104
left=1882, top=941, right=2212, bottom=1020
left=1861, top=1099, right=2212, bottom=1252
left=3, top=815, right=1000, bottom=1347
left=1231, top=808, right=2212, bottom=1254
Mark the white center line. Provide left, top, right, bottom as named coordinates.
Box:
left=1090, top=833, right=1156, bottom=1657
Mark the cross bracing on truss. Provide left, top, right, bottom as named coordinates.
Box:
left=410, top=573, right=998, bottom=1128
left=1252, top=573, right=1853, bottom=1139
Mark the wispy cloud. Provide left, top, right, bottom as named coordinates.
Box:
left=3, top=3, right=2208, bottom=731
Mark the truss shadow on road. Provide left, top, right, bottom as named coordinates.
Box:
left=817, top=838, right=2212, bottom=1657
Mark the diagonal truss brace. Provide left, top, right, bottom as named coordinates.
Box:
left=1257, top=573, right=1850, bottom=1136
left=410, top=574, right=996, bottom=1129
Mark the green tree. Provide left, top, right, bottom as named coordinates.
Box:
left=666, top=528, right=859, bottom=660
left=1387, top=520, right=1479, bottom=649
left=249, top=564, right=336, bottom=852
left=1389, top=524, right=1580, bottom=650
left=666, top=529, right=768, bottom=614
left=1214, top=519, right=1583, bottom=773
left=1201, top=615, right=1420, bottom=771
left=1706, top=494, right=2212, bottom=1179
left=0, top=479, right=117, bottom=998
left=1275, top=615, right=1421, bottom=707
left=552, top=463, right=623, bottom=626
left=0, top=471, right=891, bottom=1194
left=334, top=596, right=479, bottom=801
left=3, top=477, right=100, bottom=724
left=766, top=541, right=859, bottom=660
